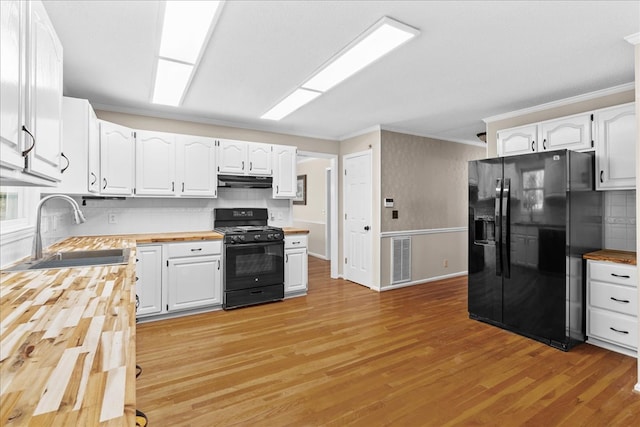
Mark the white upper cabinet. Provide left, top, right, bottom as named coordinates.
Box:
left=176, top=135, right=217, bottom=198
left=47, top=97, right=99, bottom=195
left=99, top=120, right=135, bottom=196
left=0, top=0, right=25, bottom=173
left=247, top=143, right=272, bottom=176
left=0, top=0, right=62, bottom=185
left=595, top=103, right=636, bottom=190
left=497, top=114, right=593, bottom=157
left=539, top=113, right=592, bottom=152
left=497, top=125, right=537, bottom=157
left=24, top=0, right=63, bottom=182
left=135, top=130, right=176, bottom=196
left=217, top=139, right=272, bottom=176
left=272, top=144, right=297, bottom=198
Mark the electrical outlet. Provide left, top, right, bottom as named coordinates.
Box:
left=108, top=213, right=117, bottom=224
left=443, top=259, right=448, bottom=268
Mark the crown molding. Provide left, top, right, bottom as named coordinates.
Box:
left=380, top=125, right=487, bottom=147
left=625, top=32, right=640, bottom=45
left=482, top=82, right=635, bottom=123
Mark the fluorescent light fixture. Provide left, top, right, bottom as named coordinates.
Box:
left=152, top=59, right=194, bottom=106
left=152, top=1, right=223, bottom=106
left=261, top=88, right=322, bottom=121
left=159, top=1, right=221, bottom=64
left=302, top=17, right=419, bottom=92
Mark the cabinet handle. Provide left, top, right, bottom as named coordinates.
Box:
left=21, top=125, right=36, bottom=157
left=61, top=152, right=70, bottom=173
left=276, top=185, right=279, bottom=194
left=610, top=297, right=630, bottom=303
left=190, top=248, right=202, bottom=252
left=609, top=327, right=629, bottom=335
left=90, top=172, right=97, bottom=185
left=217, top=259, right=220, bottom=270
left=600, top=170, right=604, bottom=183
left=182, top=182, right=184, bottom=192
left=136, top=294, right=140, bottom=309
left=611, top=273, right=630, bottom=279
left=531, top=140, right=535, bottom=152
left=103, top=178, right=107, bottom=190
left=242, top=161, right=245, bottom=170
left=286, top=254, right=289, bottom=262
left=136, top=276, right=139, bottom=281
left=250, top=161, right=253, bottom=171
left=172, top=181, right=175, bottom=192
left=542, top=139, right=546, bottom=150
left=292, top=241, right=301, bottom=245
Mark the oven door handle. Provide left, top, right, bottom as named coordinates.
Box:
left=225, top=241, right=284, bottom=250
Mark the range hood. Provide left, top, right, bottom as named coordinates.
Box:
left=217, top=174, right=273, bottom=188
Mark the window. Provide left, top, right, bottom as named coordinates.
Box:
left=0, top=186, right=36, bottom=233
left=522, top=169, right=544, bottom=212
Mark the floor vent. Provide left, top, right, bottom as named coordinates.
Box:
left=392, top=237, right=411, bottom=284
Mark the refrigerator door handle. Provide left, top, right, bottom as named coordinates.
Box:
left=502, top=178, right=511, bottom=278
left=495, top=179, right=503, bottom=276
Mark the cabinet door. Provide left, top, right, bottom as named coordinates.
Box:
left=217, top=139, right=247, bottom=175
left=497, top=125, right=537, bottom=157
left=176, top=135, right=217, bottom=197
left=540, top=114, right=592, bottom=152
left=136, top=130, right=176, bottom=196
left=285, top=248, right=307, bottom=294
left=167, top=255, right=221, bottom=311
left=272, top=145, right=297, bottom=198
left=25, top=0, right=63, bottom=182
left=87, top=107, right=100, bottom=193
left=247, top=143, right=272, bottom=176
left=136, top=245, right=163, bottom=316
left=595, top=103, right=636, bottom=190
left=99, top=120, right=134, bottom=195
left=0, top=0, right=25, bottom=171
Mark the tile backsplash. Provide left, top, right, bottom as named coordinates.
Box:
left=41, top=188, right=291, bottom=247
left=603, top=190, right=636, bottom=251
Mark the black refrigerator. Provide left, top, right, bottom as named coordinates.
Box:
left=468, top=149, right=602, bottom=351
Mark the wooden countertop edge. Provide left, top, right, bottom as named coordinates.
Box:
left=583, top=249, right=637, bottom=265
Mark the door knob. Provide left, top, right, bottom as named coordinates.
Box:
left=364, top=226, right=370, bottom=231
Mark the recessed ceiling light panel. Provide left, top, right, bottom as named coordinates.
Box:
left=152, top=59, right=194, bottom=106
left=261, top=88, right=322, bottom=121
left=302, top=17, right=419, bottom=92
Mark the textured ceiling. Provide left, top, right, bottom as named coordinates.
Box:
left=44, top=1, right=639, bottom=145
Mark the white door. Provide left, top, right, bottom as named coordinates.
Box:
left=539, top=114, right=592, bottom=152
left=136, top=245, right=163, bottom=316
left=285, top=248, right=308, bottom=294
left=247, top=143, right=272, bottom=176
left=343, top=150, right=373, bottom=287
left=167, top=255, right=221, bottom=311
left=217, top=139, right=247, bottom=175
left=273, top=144, right=296, bottom=198
left=595, top=103, right=636, bottom=190
left=87, top=107, right=100, bottom=193
left=0, top=0, right=25, bottom=171
left=497, top=125, right=537, bottom=157
left=135, top=130, right=176, bottom=196
left=176, top=135, right=217, bottom=197
left=99, top=120, right=134, bottom=195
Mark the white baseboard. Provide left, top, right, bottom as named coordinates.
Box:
left=380, top=271, right=468, bottom=292
left=635, top=383, right=640, bottom=394
left=308, top=251, right=328, bottom=260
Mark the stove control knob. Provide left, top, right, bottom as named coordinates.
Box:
left=274, top=233, right=282, bottom=240
left=267, top=234, right=274, bottom=240
left=239, top=235, right=246, bottom=241
left=254, top=234, right=261, bottom=240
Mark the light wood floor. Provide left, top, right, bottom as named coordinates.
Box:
left=136, top=257, right=640, bottom=426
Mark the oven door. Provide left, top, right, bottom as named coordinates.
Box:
left=224, top=241, right=284, bottom=291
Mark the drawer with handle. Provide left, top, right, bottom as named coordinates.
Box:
left=167, top=241, right=222, bottom=258
left=589, top=261, right=637, bottom=287
left=589, top=281, right=638, bottom=316
left=588, top=308, right=638, bottom=350
left=285, top=235, right=307, bottom=249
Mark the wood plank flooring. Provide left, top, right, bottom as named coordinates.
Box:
left=136, top=257, right=640, bottom=426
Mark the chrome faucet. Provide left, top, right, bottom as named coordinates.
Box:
left=33, top=194, right=86, bottom=260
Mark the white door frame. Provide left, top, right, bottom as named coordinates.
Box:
left=342, top=149, right=373, bottom=288
left=297, top=150, right=339, bottom=279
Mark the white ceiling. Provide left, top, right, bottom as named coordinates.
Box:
left=44, top=1, right=639, bottom=145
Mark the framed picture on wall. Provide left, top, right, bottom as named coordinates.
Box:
left=294, top=175, right=307, bottom=205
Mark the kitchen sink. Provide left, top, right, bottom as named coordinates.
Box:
left=4, top=248, right=131, bottom=272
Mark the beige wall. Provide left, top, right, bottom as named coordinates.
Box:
left=339, top=130, right=382, bottom=287
left=95, top=110, right=340, bottom=154
left=486, top=89, right=635, bottom=157
left=293, top=158, right=331, bottom=258
left=380, top=130, right=485, bottom=232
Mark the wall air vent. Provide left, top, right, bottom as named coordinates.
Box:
left=391, top=236, right=411, bottom=284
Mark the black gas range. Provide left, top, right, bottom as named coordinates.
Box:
left=214, top=208, right=284, bottom=309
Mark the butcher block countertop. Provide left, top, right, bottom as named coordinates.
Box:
left=583, top=249, right=637, bottom=265
left=0, top=228, right=309, bottom=425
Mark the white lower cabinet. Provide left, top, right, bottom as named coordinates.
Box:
left=136, top=240, right=222, bottom=320
left=586, top=260, right=638, bottom=356
left=135, top=245, right=163, bottom=317
left=285, top=235, right=308, bottom=296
